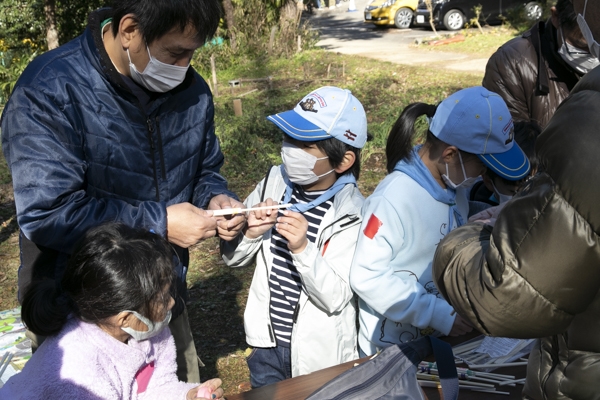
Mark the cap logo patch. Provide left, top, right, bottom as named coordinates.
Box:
left=299, top=98, right=318, bottom=113
left=503, top=118, right=514, bottom=145
left=344, top=130, right=357, bottom=141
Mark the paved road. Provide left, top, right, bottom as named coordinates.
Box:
left=305, top=0, right=489, bottom=74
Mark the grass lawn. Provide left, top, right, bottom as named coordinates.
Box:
left=0, top=45, right=486, bottom=394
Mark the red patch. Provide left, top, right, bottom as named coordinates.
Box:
left=322, top=239, right=330, bottom=256
left=363, top=214, right=383, bottom=239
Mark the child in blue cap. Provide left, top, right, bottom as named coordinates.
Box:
left=350, top=86, right=530, bottom=356
left=221, top=86, right=368, bottom=387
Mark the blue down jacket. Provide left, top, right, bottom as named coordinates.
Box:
left=1, top=9, right=234, bottom=314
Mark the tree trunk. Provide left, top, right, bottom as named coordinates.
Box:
left=44, top=0, right=59, bottom=50
left=222, top=0, right=237, bottom=51
left=280, top=0, right=300, bottom=29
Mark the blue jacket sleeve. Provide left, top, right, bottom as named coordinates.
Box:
left=2, top=87, right=168, bottom=253
left=191, top=85, right=238, bottom=208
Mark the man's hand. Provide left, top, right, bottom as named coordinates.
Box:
left=276, top=210, right=308, bottom=254
left=244, top=198, right=279, bottom=239
left=187, top=378, right=224, bottom=400
left=448, top=314, right=474, bottom=337
left=208, top=194, right=246, bottom=241
left=166, top=203, right=217, bottom=248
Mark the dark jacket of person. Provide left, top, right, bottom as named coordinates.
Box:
left=433, top=66, right=600, bottom=399
left=0, top=9, right=234, bottom=316
left=483, top=20, right=581, bottom=128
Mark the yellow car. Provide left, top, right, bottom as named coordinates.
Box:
left=364, top=0, right=418, bottom=29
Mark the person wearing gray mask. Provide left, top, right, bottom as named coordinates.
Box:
left=433, top=0, right=600, bottom=398
left=483, top=0, right=592, bottom=129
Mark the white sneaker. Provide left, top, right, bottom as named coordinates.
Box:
left=329, top=5, right=335, bottom=9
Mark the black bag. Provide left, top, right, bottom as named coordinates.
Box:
left=306, top=336, right=459, bottom=400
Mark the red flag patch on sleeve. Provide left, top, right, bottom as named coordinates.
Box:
left=363, top=214, right=383, bottom=239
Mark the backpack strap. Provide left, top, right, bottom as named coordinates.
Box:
left=529, top=21, right=550, bottom=95
left=260, top=165, right=275, bottom=202
left=404, top=336, right=459, bottom=400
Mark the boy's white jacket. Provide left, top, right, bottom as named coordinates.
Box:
left=221, top=166, right=363, bottom=377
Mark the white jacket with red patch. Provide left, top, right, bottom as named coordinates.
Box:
left=350, top=170, right=459, bottom=356
left=221, top=166, right=364, bottom=377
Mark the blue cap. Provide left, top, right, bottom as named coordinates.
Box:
left=429, top=86, right=530, bottom=181
left=267, top=86, right=368, bottom=148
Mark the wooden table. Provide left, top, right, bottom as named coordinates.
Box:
left=225, top=333, right=527, bottom=400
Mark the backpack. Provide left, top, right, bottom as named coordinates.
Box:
left=306, top=336, right=458, bottom=400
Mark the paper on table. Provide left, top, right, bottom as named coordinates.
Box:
left=474, top=337, right=524, bottom=359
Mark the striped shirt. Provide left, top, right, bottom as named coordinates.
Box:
left=269, top=185, right=333, bottom=347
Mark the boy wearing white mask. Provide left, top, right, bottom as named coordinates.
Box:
left=349, top=87, right=531, bottom=357
left=222, top=86, right=368, bottom=387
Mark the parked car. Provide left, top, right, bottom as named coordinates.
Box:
left=413, top=0, right=545, bottom=31
left=364, top=0, right=419, bottom=29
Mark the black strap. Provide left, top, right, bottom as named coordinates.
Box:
left=260, top=165, right=275, bottom=202
left=530, top=21, right=550, bottom=95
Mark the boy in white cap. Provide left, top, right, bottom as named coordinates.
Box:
left=221, top=86, right=369, bottom=386
left=350, top=86, right=530, bottom=356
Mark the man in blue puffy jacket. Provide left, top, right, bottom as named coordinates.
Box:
left=0, top=0, right=245, bottom=383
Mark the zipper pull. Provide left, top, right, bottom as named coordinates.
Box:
left=147, top=118, right=155, bottom=149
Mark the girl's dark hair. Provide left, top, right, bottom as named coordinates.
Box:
left=386, top=103, right=438, bottom=172
left=111, top=0, right=222, bottom=45
left=316, top=135, right=371, bottom=180
left=21, top=223, right=175, bottom=337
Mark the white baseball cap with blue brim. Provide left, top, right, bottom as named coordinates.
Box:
left=267, top=86, right=368, bottom=148
left=429, top=86, right=530, bottom=181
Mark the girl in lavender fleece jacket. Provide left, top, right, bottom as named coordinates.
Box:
left=0, top=223, right=223, bottom=400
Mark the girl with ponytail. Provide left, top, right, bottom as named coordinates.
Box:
left=350, top=86, right=531, bottom=356
left=2, top=223, right=223, bottom=400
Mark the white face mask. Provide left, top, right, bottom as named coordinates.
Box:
left=280, top=142, right=333, bottom=185
left=128, top=45, right=189, bottom=93
left=577, top=0, right=600, bottom=60
left=121, top=309, right=171, bottom=341
left=441, top=152, right=479, bottom=190
left=491, top=181, right=513, bottom=204
left=558, top=27, right=600, bottom=74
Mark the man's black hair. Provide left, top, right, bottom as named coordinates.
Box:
left=556, top=0, right=578, bottom=33
left=111, top=0, right=222, bottom=44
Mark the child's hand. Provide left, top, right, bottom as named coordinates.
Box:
left=244, top=198, right=279, bottom=239
left=209, top=195, right=247, bottom=242
left=468, top=203, right=506, bottom=227
left=276, top=210, right=308, bottom=254
left=448, top=314, right=474, bottom=337
left=187, top=378, right=223, bottom=400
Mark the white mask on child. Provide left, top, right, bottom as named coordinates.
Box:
left=121, top=310, right=172, bottom=341
left=491, top=181, right=513, bottom=204
left=441, top=152, right=479, bottom=190
left=128, top=45, right=189, bottom=93
left=281, top=142, right=333, bottom=185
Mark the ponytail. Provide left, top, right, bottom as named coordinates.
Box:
left=21, top=279, right=73, bottom=336
left=386, top=103, right=437, bottom=172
